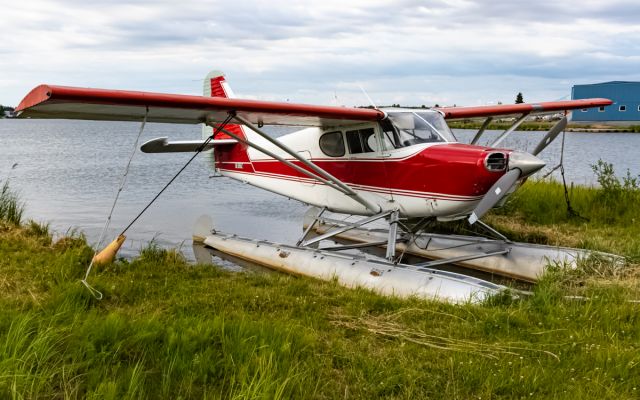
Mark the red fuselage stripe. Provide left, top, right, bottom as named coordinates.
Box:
left=216, top=143, right=503, bottom=200
left=220, top=168, right=480, bottom=201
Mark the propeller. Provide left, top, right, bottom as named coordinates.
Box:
left=468, top=151, right=546, bottom=225
left=532, top=116, right=567, bottom=156
left=468, top=116, right=566, bottom=225
left=468, top=169, right=520, bottom=224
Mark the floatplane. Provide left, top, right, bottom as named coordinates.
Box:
left=16, top=71, right=616, bottom=302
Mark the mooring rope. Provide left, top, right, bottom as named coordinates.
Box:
left=118, top=114, right=233, bottom=236
left=541, top=119, right=587, bottom=220
left=81, top=107, right=149, bottom=299
left=81, top=113, right=234, bottom=299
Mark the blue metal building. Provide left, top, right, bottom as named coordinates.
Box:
left=571, top=81, right=640, bottom=123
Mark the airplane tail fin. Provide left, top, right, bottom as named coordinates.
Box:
left=202, top=70, right=252, bottom=168
left=202, top=70, right=246, bottom=140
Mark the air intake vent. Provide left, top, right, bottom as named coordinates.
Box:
left=485, top=152, right=508, bottom=171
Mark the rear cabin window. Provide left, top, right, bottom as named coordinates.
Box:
left=319, top=131, right=345, bottom=157
left=345, top=128, right=377, bottom=154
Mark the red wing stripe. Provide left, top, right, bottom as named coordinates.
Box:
left=437, top=98, right=613, bottom=119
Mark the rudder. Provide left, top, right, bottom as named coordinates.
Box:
left=202, top=70, right=245, bottom=141
left=201, top=70, right=252, bottom=171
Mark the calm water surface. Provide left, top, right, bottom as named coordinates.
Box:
left=1, top=119, right=639, bottom=260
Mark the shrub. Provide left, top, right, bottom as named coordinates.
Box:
left=591, top=159, right=640, bottom=202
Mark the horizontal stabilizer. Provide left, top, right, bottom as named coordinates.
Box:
left=140, top=137, right=237, bottom=153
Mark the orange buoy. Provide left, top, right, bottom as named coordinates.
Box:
left=92, top=234, right=126, bottom=266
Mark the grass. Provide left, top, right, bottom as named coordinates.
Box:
left=425, top=161, right=640, bottom=263
left=425, top=198, right=639, bottom=269
left=1, top=182, right=640, bottom=398
left=484, top=174, right=640, bottom=262
left=0, top=180, right=24, bottom=225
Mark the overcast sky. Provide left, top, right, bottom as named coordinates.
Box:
left=1, top=0, right=639, bottom=107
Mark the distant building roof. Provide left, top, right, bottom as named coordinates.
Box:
left=574, top=81, right=640, bottom=86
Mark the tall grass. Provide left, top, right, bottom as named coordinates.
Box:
left=1, top=216, right=639, bottom=399
left=485, top=161, right=640, bottom=259
left=498, top=178, right=640, bottom=227
left=1, top=169, right=639, bottom=398
left=0, top=180, right=24, bottom=225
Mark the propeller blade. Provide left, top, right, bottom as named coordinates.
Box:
left=532, top=116, right=567, bottom=156
left=468, top=169, right=521, bottom=224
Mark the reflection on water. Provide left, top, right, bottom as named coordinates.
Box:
left=1, top=119, right=638, bottom=262
left=1, top=119, right=305, bottom=260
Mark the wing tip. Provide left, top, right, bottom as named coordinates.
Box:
left=594, top=98, right=614, bottom=106
left=16, top=84, right=53, bottom=112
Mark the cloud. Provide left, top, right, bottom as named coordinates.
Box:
left=1, top=0, right=639, bottom=107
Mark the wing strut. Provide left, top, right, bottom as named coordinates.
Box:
left=532, top=116, right=567, bottom=156
left=470, top=117, right=493, bottom=145
left=218, top=113, right=382, bottom=213
left=489, top=113, right=529, bottom=148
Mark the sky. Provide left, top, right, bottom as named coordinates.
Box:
left=1, top=0, right=639, bottom=108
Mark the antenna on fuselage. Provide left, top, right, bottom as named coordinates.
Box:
left=359, top=85, right=377, bottom=109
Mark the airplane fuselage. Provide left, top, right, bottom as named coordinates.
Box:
left=214, top=109, right=519, bottom=219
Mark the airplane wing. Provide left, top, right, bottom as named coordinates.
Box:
left=436, top=98, right=613, bottom=119
left=16, top=84, right=385, bottom=127
left=16, top=83, right=387, bottom=212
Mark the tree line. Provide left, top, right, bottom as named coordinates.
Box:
left=1, top=105, right=16, bottom=118
left=359, top=93, right=524, bottom=109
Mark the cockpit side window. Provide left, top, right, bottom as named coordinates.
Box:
left=379, top=118, right=399, bottom=149
left=319, top=131, right=345, bottom=157
left=346, top=131, right=364, bottom=154
left=345, top=128, right=377, bottom=154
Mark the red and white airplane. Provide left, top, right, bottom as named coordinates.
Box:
left=16, top=71, right=611, bottom=230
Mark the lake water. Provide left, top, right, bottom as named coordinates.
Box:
left=2, top=119, right=639, bottom=260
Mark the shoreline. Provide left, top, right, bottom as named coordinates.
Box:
left=1, top=178, right=639, bottom=398
left=449, top=120, right=640, bottom=133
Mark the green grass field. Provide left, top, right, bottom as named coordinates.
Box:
left=486, top=165, right=640, bottom=261
left=1, top=178, right=639, bottom=399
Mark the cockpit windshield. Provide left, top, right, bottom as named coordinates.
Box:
left=382, top=111, right=456, bottom=149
